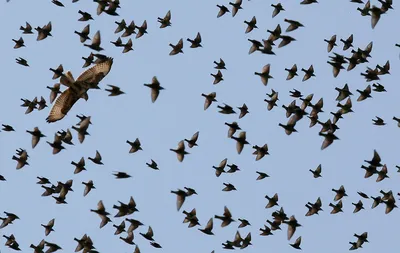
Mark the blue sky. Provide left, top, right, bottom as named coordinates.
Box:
left=1, top=0, right=399, bottom=252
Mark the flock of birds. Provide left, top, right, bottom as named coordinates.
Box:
left=1, top=0, right=399, bottom=252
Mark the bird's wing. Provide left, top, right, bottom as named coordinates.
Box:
left=46, top=88, right=80, bottom=123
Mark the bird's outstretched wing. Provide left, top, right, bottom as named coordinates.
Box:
left=76, top=57, right=113, bottom=87
left=46, top=88, right=80, bottom=123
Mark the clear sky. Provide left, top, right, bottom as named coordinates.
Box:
left=0, top=0, right=399, bottom=252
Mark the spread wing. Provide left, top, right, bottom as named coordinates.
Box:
left=46, top=88, right=80, bottom=123
left=76, top=57, right=113, bottom=87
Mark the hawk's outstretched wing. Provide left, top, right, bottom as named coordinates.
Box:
left=76, top=57, right=113, bottom=87
left=46, top=88, right=80, bottom=123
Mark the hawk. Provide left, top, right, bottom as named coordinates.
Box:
left=46, top=57, right=113, bottom=123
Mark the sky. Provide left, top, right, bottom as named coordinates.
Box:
left=1, top=0, right=400, bottom=252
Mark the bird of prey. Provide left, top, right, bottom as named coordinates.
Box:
left=46, top=57, right=113, bottom=123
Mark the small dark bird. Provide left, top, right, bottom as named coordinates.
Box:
left=372, top=83, right=386, bottom=92
left=218, top=103, right=236, bottom=114
left=140, top=226, right=155, bottom=241
left=284, top=19, right=304, bottom=32
left=356, top=85, right=372, bottom=101
left=324, top=34, right=337, bottom=52
left=52, top=0, right=65, bottom=7
left=215, top=206, right=235, bottom=227
left=301, top=65, right=315, bottom=81
left=265, top=193, right=279, bottom=208
left=158, top=10, right=172, bottom=28
left=35, top=22, right=52, bottom=41
left=278, top=35, right=296, bottom=48
left=290, top=236, right=302, bottom=250
left=352, top=200, right=364, bottom=213
left=146, top=159, right=159, bottom=170
left=213, top=158, right=228, bottom=177
left=285, top=64, right=298, bottom=80
left=201, top=92, right=217, bottom=110
left=82, top=180, right=95, bottom=196
left=26, top=127, right=46, bottom=149
left=319, top=131, right=339, bottom=150
left=12, top=37, right=25, bottom=49
left=256, top=171, right=269, bottom=180
left=105, top=84, right=125, bottom=96
left=187, top=32, right=202, bottom=48
left=225, top=121, right=241, bottom=138
left=244, top=16, right=258, bottom=33
left=229, top=0, right=243, bottom=17
left=237, top=103, right=249, bottom=119
left=283, top=215, right=301, bottom=240
left=199, top=218, right=214, bottom=235
left=135, top=20, right=148, bottom=39
left=222, top=183, right=237, bottom=191
left=41, top=218, right=55, bottom=236
left=144, top=76, right=164, bottom=103
left=113, top=172, right=131, bottom=179
left=16, top=57, right=29, bottom=66
left=271, top=3, right=284, bottom=18
left=329, top=200, right=344, bottom=214
left=78, top=10, right=93, bottom=21
left=110, top=37, right=123, bottom=47
left=169, top=38, right=184, bottom=55
left=20, top=22, right=33, bottom=34
left=121, top=38, right=133, bottom=53
left=46, top=134, right=65, bottom=154
left=214, top=58, right=226, bottom=70
left=310, top=164, right=322, bottom=178
left=211, top=70, right=224, bottom=84
left=75, top=24, right=91, bottom=43
left=231, top=131, right=249, bottom=154
left=340, top=34, right=353, bottom=50
left=170, top=140, right=189, bottom=162
left=88, top=150, right=103, bottom=165
left=332, top=185, right=348, bottom=201
left=372, top=116, right=385, bottom=126
left=365, top=149, right=382, bottom=167
left=84, top=30, right=103, bottom=51
left=217, top=5, right=230, bottom=18
left=255, top=64, right=273, bottom=86
left=127, top=138, right=142, bottom=153
left=184, top=131, right=199, bottom=148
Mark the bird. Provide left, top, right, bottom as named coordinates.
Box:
left=202, top=92, right=217, bottom=110
left=170, top=140, right=189, bottom=162
left=46, top=57, right=113, bottom=123
left=144, top=76, right=164, bottom=102
left=169, top=38, right=184, bottom=55
left=41, top=218, right=55, bottom=236
left=187, top=32, right=202, bottom=48
left=105, top=84, right=125, bottom=96
left=127, top=138, right=143, bottom=153
left=214, top=206, right=235, bottom=227
left=88, top=150, right=103, bottom=165
left=184, top=131, right=199, bottom=148
left=26, top=127, right=46, bottom=148
left=254, top=64, right=273, bottom=86
left=84, top=30, right=103, bottom=51
left=158, top=10, right=172, bottom=28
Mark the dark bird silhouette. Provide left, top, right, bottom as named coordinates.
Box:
left=187, top=32, right=202, bottom=48
left=35, top=22, right=52, bottom=41
left=169, top=38, right=184, bottom=55
left=144, top=76, right=164, bottom=103
left=271, top=3, right=284, bottom=17
left=158, top=10, right=172, bottom=28
left=84, top=30, right=103, bottom=51
left=170, top=140, right=189, bottom=162
left=215, top=206, right=235, bottom=227
left=217, top=5, right=230, bottom=17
